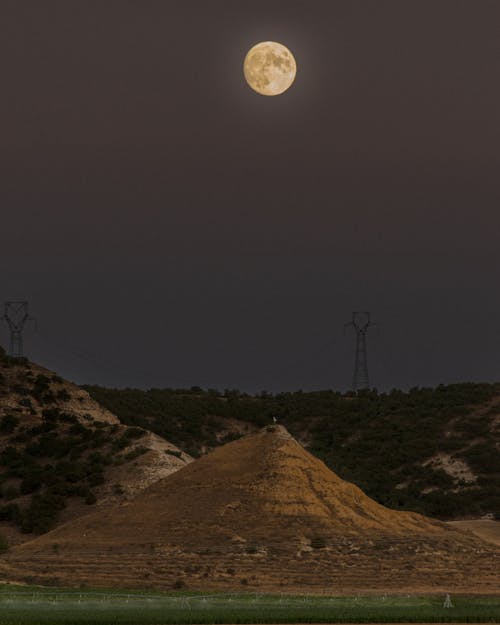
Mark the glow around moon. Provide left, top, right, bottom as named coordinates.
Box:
left=243, top=41, right=296, bottom=96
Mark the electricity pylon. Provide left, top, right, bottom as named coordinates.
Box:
left=3, top=301, right=35, bottom=358
left=345, top=311, right=374, bottom=391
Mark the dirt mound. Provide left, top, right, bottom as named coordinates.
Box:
left=1, top=425, right=499, bottom=593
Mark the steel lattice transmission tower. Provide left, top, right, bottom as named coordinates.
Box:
left=3, top=301, right=35, bottom=358
left=345, top=311, right=374, bottom=391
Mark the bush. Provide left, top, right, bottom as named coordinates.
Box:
left=19, top=397, right=34, bottom=410
left=21, top=492, right=67, bottom=534
left=40, top=391, right=57, bottom=404
left=12, top=384, right=30, bottom=396
left=124, top=427, right=145, bottom=440
left=87, top=471, right=105, bottom=487
left=68, top=423, right=88, bottom=437
left=31, top=375, right=51, bottom=401
left=124, top=446, right=148, bottom=462
left=59, top=413, right=78, bottom=424
left=310, top=536, right=327, bottom=549
left=165, top=449, right=182, bottom=458
left=20, top=474, right=42, bottom=494
left=111, top=436, right=129, bottom=452
left=0, top=503, right=21, bottom=523
left=41, top=408, right=61, bottom=421
left=56, top=389, right=71, bottom=401
left=0, top=414, right=20, bottom=433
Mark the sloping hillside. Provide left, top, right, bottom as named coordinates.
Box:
left=85, top=383, right=500, bottom=519
left=1, top=426, right=498, bottom=593
left=449, top=519, right=500, bottom=546
left=0, top=348, right=191, bottom=548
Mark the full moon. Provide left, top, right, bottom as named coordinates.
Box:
left=243, top=41, right=297, bottom=96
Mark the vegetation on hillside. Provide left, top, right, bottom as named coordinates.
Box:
left=84, top=382, right=500, bottom=520
left=0, top=347, right=148, bottom=534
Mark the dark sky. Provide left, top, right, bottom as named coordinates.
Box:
left=1, top=0, right=499, bottom=392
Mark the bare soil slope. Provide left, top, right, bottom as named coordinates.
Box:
left=1, top=426, right=498, bottom=593
left=448, top=520, right=500, bottom=547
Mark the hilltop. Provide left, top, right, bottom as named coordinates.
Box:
left=85, top=383, right=500, bottom=520
left=0, top=348, right=191, bottom=549
left=1, top=425, right=498, bottom=592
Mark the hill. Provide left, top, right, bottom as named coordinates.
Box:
left=85, top=383, right=500, bottom=519
left=0, top=348, right=191, bottom=549
left=1, top=425, right=498, bottom=592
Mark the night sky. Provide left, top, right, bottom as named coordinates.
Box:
left=1, top=1, right=499, bottom=393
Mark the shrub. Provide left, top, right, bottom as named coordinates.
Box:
left=31, top=375, right=51, bottom=401
left=88, top=452, right=106, bottom=465
left=165, top=449, right=182, bottom=458
left=68, top=423, right=88, bottom=437
left=41, top=392, right=56, bottom=404
left=310, top=536, right=327, bottom=549
left=20, top=474, right=42, bottom=495
left=111, top=436, right=129, bottom=452
left=21, top=492, right=66, bottom=534
left=0, top=503, right=21, bottom=523
left=12, top=384, right=30, bottom=396
left=87, top=471, right=105, bottom=487
left=124, top=446, right=148, bottom=462
left=59, top=413, right=78, bottom=424
left=124, top=427, right=145, bottom=440
left=19, top=397, right=34, bottom=410
left=35, top=374, right=51, bottom=386
left=0, top=415, right=20, bottom=433
left=41, top=408, right=61, bottom=421
left=56, top=389, right=71, bottom=401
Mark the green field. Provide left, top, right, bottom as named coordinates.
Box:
left=0, top=586, right=499, bottom=624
